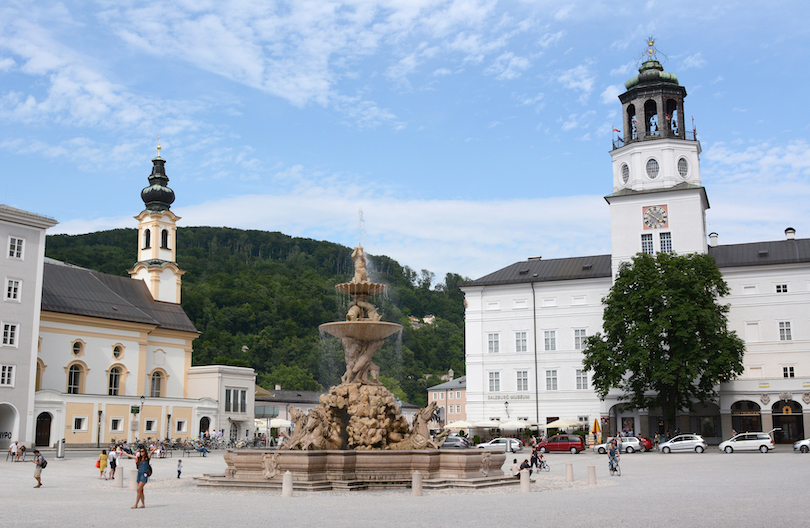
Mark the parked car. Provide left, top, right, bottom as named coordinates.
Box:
left=637, top=436, right=653, bottom=451
left=594, top=436, right=645, bottom=454
left=658, top=434, right=708, bottom=453
left=793, top=438, right=810, bottom=453
left=441, top=436, right=472, bottom=449
left=536, top=434, right=585, bottom=454
left=718, top=431, right=775, bottom=453
left=477, top=437, right=523, bottom=452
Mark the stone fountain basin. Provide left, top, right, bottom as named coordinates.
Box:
left=334, top=282, right=387, bottom=296
left=319, top=321, right=402, bottom=341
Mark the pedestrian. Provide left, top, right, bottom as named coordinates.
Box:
left=99, top=449, right=108, bottom=479
left=109, top=448, right=117, bottom=480
left=123, top=445, right=155, bottom=508
left=31, top=449, right=45, bottom=488
left=177, top=459, right=182, bottom=479
left=654, top=432, right=660, bottom=450
left=10, top=441, right=19, bottom=461
left=19, top=444, right=26, bottom=461
left=510, top=458, right=520, bottom=478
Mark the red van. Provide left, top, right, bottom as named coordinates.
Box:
left=536, top=434, right=586, bottom=454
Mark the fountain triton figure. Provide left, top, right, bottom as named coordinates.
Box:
left=351, top=246, right=369, bottom=284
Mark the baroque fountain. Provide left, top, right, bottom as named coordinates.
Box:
left=197, top=246, right=512, bottom=490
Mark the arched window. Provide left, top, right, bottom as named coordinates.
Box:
left=644, top=100, right=658, bottom=136
left=626, top=104, right=637, bottom=140
left=160, top=229, right=169, bottom=249
left=109, top=367, right=121, bottom=396
left=72, top=342, right=82, bottom=356
left=150, top=372, right=162, bottom=398
left=665, top=99, right=679, bottom=136
left=68, top=365, right=81, bottom=394
left=143, top=229, right=151, bottom=249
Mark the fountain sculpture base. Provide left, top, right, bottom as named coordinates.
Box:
left=195, top=449, right=515, bottom=491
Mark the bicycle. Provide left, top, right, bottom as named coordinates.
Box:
left=537, top=459, right=550, bottom=472
left=609, top=456, right=621, bottom=476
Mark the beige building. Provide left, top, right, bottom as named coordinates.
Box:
left=428, top=376, right=466, bottom=424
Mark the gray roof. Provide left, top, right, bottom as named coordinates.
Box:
left=709, top=238, right=810, bottom=269
left=427, top=376, right=466, bottom=391
left=463, top=255, right=612, bottom=287
left=604, top=182, right=709, bottom=207
left=41, top=259, right=198, bottom=333
left=464, top=238, right=810, bottom=289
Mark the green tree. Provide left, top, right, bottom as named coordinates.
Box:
left=258, top=364, right=323, bottom=392
left=583, top=252, right=745, bottom=430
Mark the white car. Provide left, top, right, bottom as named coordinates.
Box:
left=476, top=437, right=523, bottom=453
left=793, top=438, right=810, bottom=453
left=595, top=436, right=645, bottom=454
left=658, top=434, right=708, bottom=453
left=718, top=432, right=775, bottom=453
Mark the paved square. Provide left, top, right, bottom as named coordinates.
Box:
left=1, top=446, right=805, bottom=527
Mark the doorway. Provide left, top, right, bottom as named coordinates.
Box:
left=35, top=412, right=52, bottom=446
left=199, top=416, right=210, bottom=437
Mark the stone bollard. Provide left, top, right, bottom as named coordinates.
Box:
left=566, top=462, right=574, bottom=483
left=128, top=469, right=138, bottom=491
left=520, top=469, right=530, bottom=493
left=588, top=464, right=597, bottom=485
left=115, top=467, right=124, bottom=488
left=412, top=470, right=423, bottom=496
left=281, top=470, right=293, bottom=497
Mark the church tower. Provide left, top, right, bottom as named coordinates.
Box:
left=605, top=40, right=709, bottom=278
left=128, top=142, right=185, bottom=303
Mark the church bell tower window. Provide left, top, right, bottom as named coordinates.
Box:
left=646, top=158, right=660, bottom=179
left=143, top=229, right=151, bottom=249
left=160, top=229, right=169, bottom=249
left=621, top=164, right=630, bottom=185
left=677, top=158, right=689, bottom=178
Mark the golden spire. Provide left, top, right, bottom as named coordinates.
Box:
left=157, top=135, right=161, bottom=156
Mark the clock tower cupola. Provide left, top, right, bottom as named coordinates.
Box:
left=128, top=138, right=185, bottom=303
left=605, top=40, right=710, bottom=278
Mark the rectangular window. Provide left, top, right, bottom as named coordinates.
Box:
left=574, top=329, right=587, bottom=350
left=5, top=279, right=21, bottom=301
left=456, top=391, right=461, bottom=399
left=776, top=284, right=788, bottom=293
left=439, top=392, right=444, bottom=400
left=488, top=372, right=500, bottom=392
left=544, top=330, right=556, bottom=351
left=779, top=321, right=792, bottom=341
left=176, top=419, right=188, bottom=433
left=515, top=332, right=527, bottom=353
left=448, top=391, right=453, bottom=400
left=2, top=323, right=18, bottom=346
left=487, top=333, right=500, bottom=353
left=576, top=369, right=588, bottom=390
left=545, top=370, right=557, bottom=391
left=641, top=233, right=653, bottom=254
left=456, top=405, right=461, bottom=414
left=225, top=389, right=232, bottom=412
left=516, top=370, right=529, bottom=391
left=240, top=390, right=246, bottom=413
left=659, top=232, right=672, bottom=254
left=7, top=237, right=24, bottom=259
left=145, top=419, right=156, bottom=433
left=110, top=418, right=124, bottom=433
left=0, top=365, right=15, bottom=387
left=784, top=366, right=795, bottom=378
left=73, top=416, right=87, bottom=432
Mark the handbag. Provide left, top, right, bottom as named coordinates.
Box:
left=95, top=459, right=101, bottom=468
left=147, top=463, right=153, bottom=477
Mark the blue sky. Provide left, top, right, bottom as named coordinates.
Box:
left=2, top=1, right=809, bottom=281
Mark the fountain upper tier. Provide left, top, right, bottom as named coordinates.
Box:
left=334, top=281, right=387, bottom=296
left=319, top=320, right=402, bottom=341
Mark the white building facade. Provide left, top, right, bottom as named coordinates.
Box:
left=462, top=56, right=810, bottom=444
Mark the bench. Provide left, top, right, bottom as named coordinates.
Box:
left=183, top=448, right=209, bottom=457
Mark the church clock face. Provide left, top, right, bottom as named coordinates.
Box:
left=643, top=205, right=668, bottom=229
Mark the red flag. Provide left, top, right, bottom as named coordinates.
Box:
left=613, top=128, right=620, bottom=133
left=665, top=114, right=671, bottom=120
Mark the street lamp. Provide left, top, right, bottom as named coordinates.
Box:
left=167, top=414, right=172, bottom=442
left=504, top=401, right=510, bottom=419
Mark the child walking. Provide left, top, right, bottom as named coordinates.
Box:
left=177, top=459, right=182, bottom=479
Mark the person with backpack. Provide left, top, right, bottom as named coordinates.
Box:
left=31, top=449, right=46, bottom=488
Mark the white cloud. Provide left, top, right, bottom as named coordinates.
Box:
left=680, top=52, right=706, bottom=70
left=484, top=51, right=530, bottom=80
left=600, top=84, right=623, bottom=105
left=432, top=67, right=452, bottom=76
left=537, top=31, right=565, bottom=49
left=711, top=75, right=724, bottom=84
left=554, top=5, right=574, bottom=21
left=0, top=57, right=15, bottom=71
left=610, top=61, right=634, bottom=76
left=557, top=64, right=595, bottom=103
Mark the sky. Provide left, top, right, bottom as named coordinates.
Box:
left=2, top=0, right=809, bottom=282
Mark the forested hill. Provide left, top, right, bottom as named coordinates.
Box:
left=45, top=227, right=468, bottom=406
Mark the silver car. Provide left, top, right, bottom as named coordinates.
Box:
left=476, top=437, right=523, bottom=453
left=595, top=436, right=645, bottom=454
left=793, top=438, right=810, bottom=453
left=718, top=432, right=775, bottom=453
left=658, top=434, right=708, bottom=453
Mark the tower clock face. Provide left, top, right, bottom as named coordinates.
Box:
left=643, top=205, right=668, bottom=229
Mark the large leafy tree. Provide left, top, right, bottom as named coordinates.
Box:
left=583, top=252, right=745, bottom=429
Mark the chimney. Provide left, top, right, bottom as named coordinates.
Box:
left=275, top=384, right=281, bottom=391
left=709, top=232, right=718, bottom=247
left=785, top=227, right=796, bottom=240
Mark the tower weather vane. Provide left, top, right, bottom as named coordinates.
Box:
left=157, top=135, right=161, bottom=156
left=636, top=37, right=668, bottom=65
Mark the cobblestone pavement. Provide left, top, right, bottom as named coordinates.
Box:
left=1, top=446, right=805, bottom=527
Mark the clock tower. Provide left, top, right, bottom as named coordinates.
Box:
left=605, top=40, right=709, bottom=279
